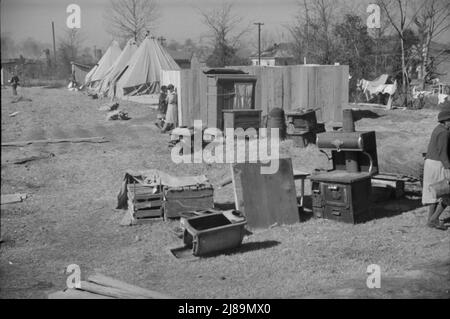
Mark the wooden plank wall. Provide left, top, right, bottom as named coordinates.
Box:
left=178, top=65, right=349, bottom=126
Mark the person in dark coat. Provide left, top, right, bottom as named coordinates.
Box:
left=10, top=74, right=20, bottom=96
left=422, top=102, right=450, bottom=230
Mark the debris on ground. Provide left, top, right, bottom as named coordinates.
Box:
left=11, top=96, right=32, bottom=103
left=9, top=112, right=20, bottom=117
left=107, top=110, right=130, bottom=121
left=48, top=273, right=173, bottom=299
left=1, top=193, right=28, bottom=205
left=99, top=102, right=119, bottom=112
left=6, top=152, right=55, bottom=165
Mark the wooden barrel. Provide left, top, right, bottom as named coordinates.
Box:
left=268, top=108, right=286, bottom=139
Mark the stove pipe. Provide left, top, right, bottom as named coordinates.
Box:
left=343, top=109, right=360, bottom=173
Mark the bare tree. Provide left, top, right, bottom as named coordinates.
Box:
left=377, top=0, right=428, bottom=100
left=289, top=0, right=341, bottom=64
left=104, top=0, right=160, bottom=42
left=412, top=0, right=450, bottom=88
left=198, top=1, right=250, bottom=67
left=58, top=29, right=84, bottom=76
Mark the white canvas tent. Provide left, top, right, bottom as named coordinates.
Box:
left=71, top=62, right=93, bottom=85
left=97, top=39, right=138, bottom=97
left=115, top=36, right=180, bottom=97
left=85, top=40, right=122, bottom=86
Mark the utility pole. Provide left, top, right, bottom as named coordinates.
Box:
left=52, top=21, right=57, bottom=69
left=254, top=22, right=264, bottom=66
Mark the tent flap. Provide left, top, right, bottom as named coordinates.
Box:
left=116, top=36, right=180, bottom=97
left=123, top=82, right=160, bottom=96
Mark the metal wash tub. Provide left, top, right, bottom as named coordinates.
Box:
left=183, top=212, right=247, bottom=256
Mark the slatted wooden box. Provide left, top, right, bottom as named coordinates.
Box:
left=127, top=184, right=163, bottom=220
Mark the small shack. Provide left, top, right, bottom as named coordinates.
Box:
left=204, top=69, right=258, bottom=130
left=161, top=64, right=349, bottom=127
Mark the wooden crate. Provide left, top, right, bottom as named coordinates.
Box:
left=127, top=184, right=163, bottom=220
left=164, top=184, right=214, bottom=219
left=285, top=110, right=318, bottom=132
left=371, top=174, right=406, bottom=199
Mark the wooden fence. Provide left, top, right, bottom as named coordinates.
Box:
left=161, top=64, right=349, bottom=127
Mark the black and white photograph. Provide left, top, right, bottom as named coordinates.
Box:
left=1, top=0, right=449, bottom=303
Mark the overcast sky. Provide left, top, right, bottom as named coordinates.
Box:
left=1, top=0, right=303, bottom=50
left=1, top=0, right=449, bottom=52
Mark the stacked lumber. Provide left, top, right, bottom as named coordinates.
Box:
left=48, top=273, right=173, bottom=299
left=127, top=183, right=163, bottom=220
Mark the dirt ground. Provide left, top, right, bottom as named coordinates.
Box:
left=1, top=86, right=449, bottom=299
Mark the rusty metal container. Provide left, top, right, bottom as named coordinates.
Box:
left=183, top=213, right=247, bottom=256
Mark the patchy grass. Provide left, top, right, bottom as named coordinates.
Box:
left=1, top=87, right=449, bottom=299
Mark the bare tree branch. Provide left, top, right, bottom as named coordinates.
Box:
left=104, top=0, right=160, bottom=42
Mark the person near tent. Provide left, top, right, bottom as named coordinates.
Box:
left=161, top=84, right=178, bottom=133
left=68, top=62, right=78, bottom=90
left=422, top=103, right=450, bottom=230
left=155, top=85, right=168, bottom=129
left=10, top=73, right=20, bottom=96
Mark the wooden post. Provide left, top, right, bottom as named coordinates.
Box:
left=52, top=22, right=57, bottom=69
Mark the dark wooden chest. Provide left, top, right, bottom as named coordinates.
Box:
left=163, top=184, right=214, bottom=219
left=222, top=109, right=262, bottom=132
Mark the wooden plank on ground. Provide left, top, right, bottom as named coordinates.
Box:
left=232, top=158, right=299, bottom=229
left=80, top=281, right=147, bottom=299
left=48, top=289, right=114, bottom=299
left=2, top=136, right=108, bottom=147
left=1, top=193, right=27, bottom=205
left=87, top=273, right=174, bottom=299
